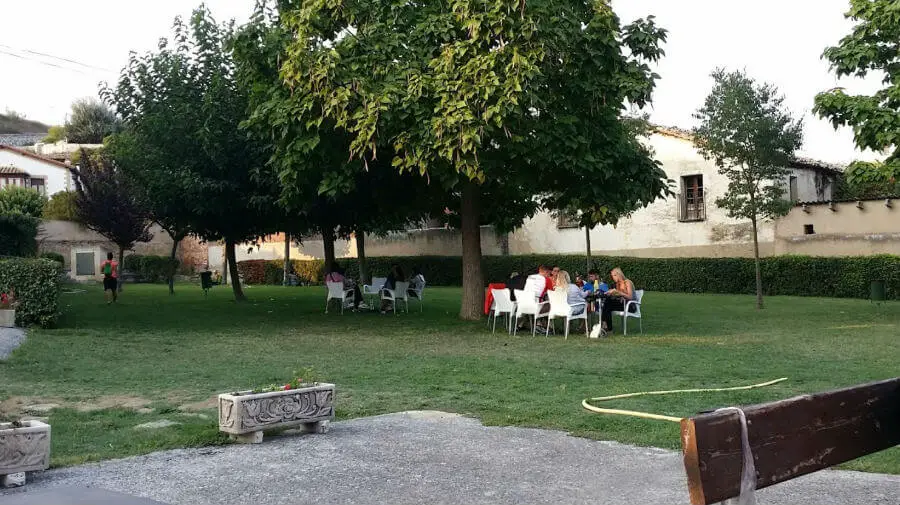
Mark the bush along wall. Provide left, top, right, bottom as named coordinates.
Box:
left=238, top=254, right=900, bottom=300
left=0, top=257, right=62, bottom=327
left=123, top=254, right=179, bottom=283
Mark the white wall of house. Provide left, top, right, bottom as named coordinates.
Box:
left=506, top=133, right=831, bottom=258
left=0, top=148, right=71, bottom=196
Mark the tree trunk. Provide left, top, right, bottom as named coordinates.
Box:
left=498, top=228, right=510, bottom=256
left=283, top=232, right=291, bottom=286
left=751, top=216, right=763, bottom=310
left=225, top=238, right=246, bottom=302
left=168, top=237, right=180, bottom=295
left=585, top=226, right=592, bottom=274
left=356, top=230, right=369, bottom=285
left=322, top=226, right=336, bottom=269
left=117, top=247, right=125, bottom=293
left=221, top=241, right=228, bottom=285
left=459, top=180, right=484, bottom=320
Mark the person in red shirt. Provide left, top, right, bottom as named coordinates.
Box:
left=99, top=252, right=119, bottom=304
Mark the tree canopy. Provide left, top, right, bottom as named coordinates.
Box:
left=244, top=0, right=671, bottom=319
left=65, top=98, right=121, bottom=144
left=70, top=149, right=153, bottom=264
left=693, top=68, right=803, bottom=309
left=103, top=6, right=283, bottom=301
left=814, top=0, right=900, bottom=192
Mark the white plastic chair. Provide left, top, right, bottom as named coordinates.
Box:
left=408, top=280, right=426, bottom=312
left=544, top=290, right=588, bottom=339
left=381, top=281, right=410, bottom=314
left=612, top=289, right=644, bottom=335
left=364, top=277, right=386, bottom=308
left=490, top=288, right=516, bottom=334
left=364, top=277, right=386, bottom=295
left=513, top=289, right=547, bottom=337
left=325, top=281, right=355, bottom=314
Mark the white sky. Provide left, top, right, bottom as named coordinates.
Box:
left=0, top=0, right=883, bottom=164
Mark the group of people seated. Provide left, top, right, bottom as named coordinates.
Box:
left=325, top=262, right=425, bottom=314
left=505, top=264, right=635, bottom=336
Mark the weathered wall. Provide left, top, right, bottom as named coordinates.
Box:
left=508, top=134, right=778, bottom=258
left=775, top=200, right=900, bottom=256
left=38, top=220, right=175, bottom=280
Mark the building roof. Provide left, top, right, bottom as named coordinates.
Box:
left=0, top=165, right=31, bottom=176
left=0, top=144, right=70, bottom=170
left=0, top=133, right=44, bottom=147
left=650, top=124, right=845, bottom=175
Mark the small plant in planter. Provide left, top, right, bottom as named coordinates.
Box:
left=218, top=367, right=334, bottom=444
left=0, top=288, right=17, bottom=328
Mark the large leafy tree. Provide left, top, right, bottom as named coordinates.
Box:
left=814, top=0, right=900, bottom=191
left=103, top=6, right=282, bottom=301
left=65, top=98, right=121, bottom=144
left=233, top=7, right=447, bottom=282
left=693, top=69, right=803, bottom=310
left=70, top=149, right=153, bottom=267
left=247, top=0, right=670, bottom=319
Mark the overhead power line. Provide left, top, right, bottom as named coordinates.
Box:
left=0, top=44, right=115, bottom=75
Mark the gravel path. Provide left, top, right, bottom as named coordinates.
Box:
left=0, top=326, right=25, bottom=360
left=2, top=411, right=898, bottom=504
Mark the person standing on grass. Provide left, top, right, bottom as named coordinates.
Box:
left=99, top=252, right=119, bottom=304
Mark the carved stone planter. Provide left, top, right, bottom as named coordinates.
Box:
left=0, top=309, right=15, bottom=328
left=0, top=420, right=50, bottom=488
left=218, top=383, right=335, bottom=444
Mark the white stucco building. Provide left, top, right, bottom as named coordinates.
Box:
left=505, top=127, right=841, bottom=258
left=0, top=144, right=73, bottom=196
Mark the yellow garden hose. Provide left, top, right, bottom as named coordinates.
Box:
left=581, top=377, right=789, bottom=422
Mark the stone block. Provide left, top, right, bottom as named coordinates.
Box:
left=1, top=471, right=25, bottom=488
left=218, top=383, right=335, bottom=437
left=0, top=420, right=50, bottom=476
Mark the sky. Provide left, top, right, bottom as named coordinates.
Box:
left=0, top=0, right=884, bottom=164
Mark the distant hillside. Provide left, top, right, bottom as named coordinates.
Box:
left=0, top=113, right=50, bottom=134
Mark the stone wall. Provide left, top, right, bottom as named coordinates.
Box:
left=774, top=199, right=900, bottom=256
left=37, top=220, right=176, bottom=280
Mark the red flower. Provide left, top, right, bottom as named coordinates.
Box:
left=283, top=384, right=292, bottom=390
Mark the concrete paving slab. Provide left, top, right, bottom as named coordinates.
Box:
left=2, top=411, right=897, bottom=505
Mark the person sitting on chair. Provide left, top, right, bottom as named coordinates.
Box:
left=326, top=263, right=363, bottom=310
left=408, top=267, right=425, bottom=297
left=557, top=270, right=586, bottom=316
left=381, top=264, right=405, bottom=313
left=600, top=267, right=635, bottom=334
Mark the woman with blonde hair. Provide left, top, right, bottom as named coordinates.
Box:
left=601, top=267, right=635, bottom=333
left=557, top=270, right=586, bottom=315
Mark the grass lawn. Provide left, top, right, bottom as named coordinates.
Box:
left=1, top=283, right=898, bottom=473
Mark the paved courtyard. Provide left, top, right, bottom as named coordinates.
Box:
left=3, top=411, right=898, bottom=504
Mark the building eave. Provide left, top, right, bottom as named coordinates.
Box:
left=0, top=144, right=71, bottom=170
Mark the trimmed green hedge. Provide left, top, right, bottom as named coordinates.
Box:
left=238, top=254, right=900, bottom=300
left=123, top=254, right=179, bottom=283
left=40, top=251, right=66, bottom=267
left=0, top=258, right=62, bottom=327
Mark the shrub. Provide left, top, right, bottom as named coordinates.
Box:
left=42, top=191, right=80, bottom=222
left=236, top=259, right=267, bottom=285
left=237, top=254, right=900, bottom=299
left=0, top=258, right=61, bottom=327
left=0, top=214, right=39, bottom=257
left=40, top=251, right=66, bottom=267
left=0, top=186, right=46, bottom=217
left=123, top=254, right=179, bottom=283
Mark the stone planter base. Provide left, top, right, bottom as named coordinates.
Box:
left=0, top=420, right=51, bottom=488
left=218, top=383, right=335, bottom=444
left=0, top=309, right=15, bottom=328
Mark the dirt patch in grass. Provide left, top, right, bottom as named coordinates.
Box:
left=0, top=395, right=154, bottom=419
left=0, top=396, right=64, bottom=419
left=178, top=397, right=217, bottom=412
left=74, top=396, right=152, bottom=412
